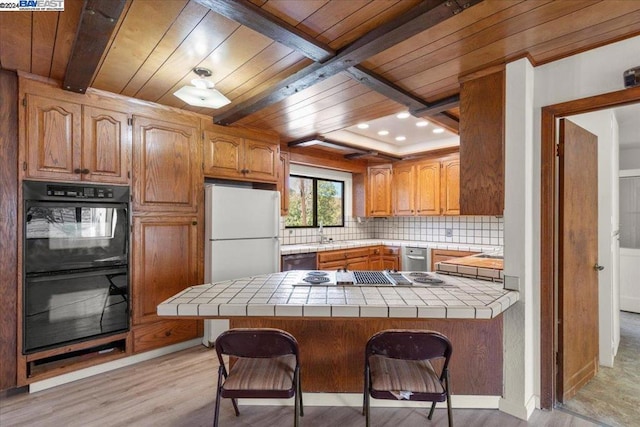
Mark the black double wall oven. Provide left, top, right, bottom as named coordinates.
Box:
left=23, top=181, right=130, bottom=354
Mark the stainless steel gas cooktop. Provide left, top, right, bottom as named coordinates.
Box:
left=293, top=270, right=450, bottom=287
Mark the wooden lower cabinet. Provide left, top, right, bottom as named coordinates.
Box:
left=368, top=246, right=383, bottom=270
left=230, top=316, right=503, bottom=394
left=132, top=319, right=199, bottom=353
left=131, top=216, right=201, bottom=324
left=431, top=249, right=479, bottom=271
left=317, top=248, right=370, bottom=270
left=382, top=246, right=401, bottom=270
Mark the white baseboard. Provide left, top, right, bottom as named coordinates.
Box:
left=29, top=339, right=202, bottom=393
left=498, top=394, right=536, bottom=420
left=239, top=394, right=500, bottom=409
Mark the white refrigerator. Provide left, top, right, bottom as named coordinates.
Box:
left=203, top=184, right=280, bottom=346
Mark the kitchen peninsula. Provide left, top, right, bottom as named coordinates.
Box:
left=158, top=271, right=518, bottom=400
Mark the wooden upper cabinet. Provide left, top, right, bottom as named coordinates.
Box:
left=203, top=131, right=243, bottom=180
left=415, top=161, right=441, bottom=216
left=393, top=165, right=415, bottom=216
left=244, top=139, right=278, bottom=182
left=131, top=215, right=200, bottom=325
left=24, top=95, right=81, bottom=180
left=132, top=115, right=200, bottom=213
left=441, top=157, right=460, bottom=215
left=82, top=106, right=130, bottom=184
left=24, top=95, right=130, bottom=183
left=368, top=165, right=392, bottom=217
left=203, top=127, right=279, bottom=183
left=278, top=151, right=290, bottom=216
left=460, top=69, right=505, bottom=215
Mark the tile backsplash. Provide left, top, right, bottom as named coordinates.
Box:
left=280, top=216, right=504, bottom=246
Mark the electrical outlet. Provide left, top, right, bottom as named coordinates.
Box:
left=445, top=228, right=453, bottom=237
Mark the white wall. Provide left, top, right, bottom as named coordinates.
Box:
left=503, top=34, right=640, bottom=418
left=620, top=147, right=640, bottom=169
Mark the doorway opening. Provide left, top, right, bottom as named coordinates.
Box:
left=540, top=85, right=640, bottom=410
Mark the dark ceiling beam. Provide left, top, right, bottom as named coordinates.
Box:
left=63, top=0, right=127, bottom=94
left=192, top=0, right=334, bottom=62
left=213, top=0, right=482, bottom=125
left=410, top=94, right=461, bottom=117
left=345, top=65, right=430, bottom=112
left=288, top=135, right=402, bottom=161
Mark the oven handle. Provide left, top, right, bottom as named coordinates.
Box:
left=25, top=267, right=128, bottom=282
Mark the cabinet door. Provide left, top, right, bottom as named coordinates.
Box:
left=133, top=116, right=200, bottom=213
left=25, top=95, right=81, bottom=180
left=368, top=166, right=392, bottom=217
left=82, top=106, right=130, bottom=184
left=382, top=256, right=399, bottom=271
left=415, top=161, right=441, bottom=215
left=369, top=246, right=383, bottom=270
left=131, top=216, right=200, bottom=325
left=317, top=259, right=347, bottom=270
left=244, top=139, right=278, bottom=183
left=278, top=152, right=290, bottom=215
left=203, top=130, right=244, bottom=179
left=431, top=249, right=478, bottom=271
left=441, top=157, right=460, bottom=215
left=460, top=69, right=505, bottom=215
left=346, top=257, right=369, bottom=270
left=393, top=165, right=415, bottom=216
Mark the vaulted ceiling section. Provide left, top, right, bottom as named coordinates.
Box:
left=2, top=0, right=640, bottom=144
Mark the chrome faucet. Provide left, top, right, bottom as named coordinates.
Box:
left=318, top=223, right=329, bottom=244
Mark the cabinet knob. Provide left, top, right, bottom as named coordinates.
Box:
left=165, top=330, right=172, bottom=337
left=74, top=168, right=82, bottom=174
left=192, top=221, right=197, bottom=226
left=81, top=168, right=90, bottom=174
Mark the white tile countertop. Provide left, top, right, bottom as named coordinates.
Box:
left=157, top=271, right=518, bottom=320
left=280, top=239, right=502, bottom=255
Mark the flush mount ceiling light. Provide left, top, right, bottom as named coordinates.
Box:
left=433, top=128, right=445, bottom=134
left=416, top=121, right=429, bottom=127
left=396, top=112, right=411, bottom=119
left=357, top=123, right=369, bottom=129
left=395, top=136, right=406, bottom=141
left=173, top=67, right=231, bottom=109
left=378, top=130, right=389, bottom=136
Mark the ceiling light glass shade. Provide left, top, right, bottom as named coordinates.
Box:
left=433, top=128, right=445, bottom=134
left=357, top=123, right=369, bottom=129
left=378, top=130, right=389, bottom=136
left=174, top=85, right=231, bottom=109
left=191, top=78, right=215, bottom=89
left=395, top=136, right=406, bottom=141
left=416, top=121, right=429, bottom=127
left=396, top=112, right=410, bottom=119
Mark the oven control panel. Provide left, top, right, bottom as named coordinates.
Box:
left=46, top=185, right=114, bottom=199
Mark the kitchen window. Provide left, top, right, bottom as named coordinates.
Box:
left=286, top=175, right=344, bottom=228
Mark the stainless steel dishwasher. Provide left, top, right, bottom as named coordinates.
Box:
left=402, top=247, right=430, bottom=271
left=281, top=252, right=317, bottom=271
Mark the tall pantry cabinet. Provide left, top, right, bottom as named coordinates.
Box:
left=130, top=113, right=203, bottom=353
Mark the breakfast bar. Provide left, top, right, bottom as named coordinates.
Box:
left=158, top=271, right=518, bottom=398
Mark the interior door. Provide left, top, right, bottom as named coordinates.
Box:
left=557, top=119, right=599, bottom=402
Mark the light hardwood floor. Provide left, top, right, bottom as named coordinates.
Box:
left=1, top=345, right=600, bottom=427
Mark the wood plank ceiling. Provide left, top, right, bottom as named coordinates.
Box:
left=2, top=0, right=640, bottom=146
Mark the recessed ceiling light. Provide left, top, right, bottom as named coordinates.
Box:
left=378, top=130, right=389, bottom=136
left=396, top=112, right=410, bottom=119
left=395, top=136, right=406, bottom=141
left=433, top=128, right=445, bottom=134
left=416, top=121, right=429, bottom=127
left=356, top=123, right=369, bottom=129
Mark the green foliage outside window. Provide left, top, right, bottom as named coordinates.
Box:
left=286, top=175, right=344, bottom=227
